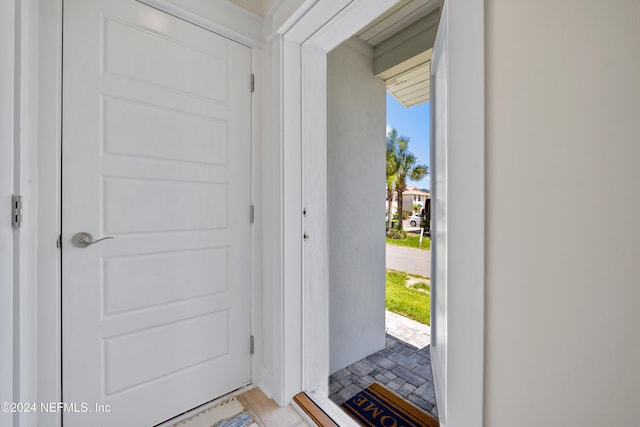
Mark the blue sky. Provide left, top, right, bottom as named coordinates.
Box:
left=386, top=93, right=431, bottom=190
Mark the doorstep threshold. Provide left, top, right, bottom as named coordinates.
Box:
left=292, top=392, right=359, bottom=427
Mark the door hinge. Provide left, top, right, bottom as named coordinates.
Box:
left=250, top=335, right=255, bottom=355
left=56, top=235, right=62, bottom=249
left=11, top=194, right=22, bottom=228
left=250, top=204, right=255, bottom=223
left=250, top=73, right=255, bottom=93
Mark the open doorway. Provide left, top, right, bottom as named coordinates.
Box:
left=281, top=0, right=485, bottom=425
left=384, top=94, right=432, bottom=344
left=322, top=1, right=439, bottom=423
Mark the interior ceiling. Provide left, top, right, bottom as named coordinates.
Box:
left=355, top=0, right=440, bottom=108
left=227, top=0, right=276, bottom=18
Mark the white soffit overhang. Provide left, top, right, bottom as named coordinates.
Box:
left=383, top=50, right=431, bottom=108
left=354, top=0, right=441, bottom=108
left=355, top=0, right=437, bottom=45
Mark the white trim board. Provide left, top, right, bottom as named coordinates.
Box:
left=37, top=2, right=63, bottom=426
left=277, top=1, right=485, bottom=426
left=0, top=2, right=17, bottom=425
left=137, top=0, right=266, bottom=48
left=264, top=0, right=316, bottom=42
left=276, top=0, right=403, bottom=404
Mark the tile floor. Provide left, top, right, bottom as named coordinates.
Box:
left=328, top=312, right=438, bottom=420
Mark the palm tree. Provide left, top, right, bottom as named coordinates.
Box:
left=386, top=130, right=399, bottom=230
left=387, top=128, right=428, bottom=231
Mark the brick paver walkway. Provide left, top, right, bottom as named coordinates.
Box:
left=328, top=334, right=438, bottom=420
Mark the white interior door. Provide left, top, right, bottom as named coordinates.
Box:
left=62, top=0, right=252, bottom=425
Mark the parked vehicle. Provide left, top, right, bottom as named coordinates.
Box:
left=408, top=213, right=422, bottom=227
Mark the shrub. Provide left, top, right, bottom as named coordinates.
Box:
left=420, top=217, right=430, bottom=236
left=386, top=228, right=407, bottom=240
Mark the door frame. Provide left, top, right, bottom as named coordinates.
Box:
left=0, top=1, right=17, bottom=420
left=36, top=1, right=263, bottom=426
left=278, top=0, right=485, bottom=425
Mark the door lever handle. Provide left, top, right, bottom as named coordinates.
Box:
left=71, top=232, right=115, bottom=248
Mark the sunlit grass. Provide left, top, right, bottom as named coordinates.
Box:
left=386, top=270, right=431, bottom=325
left=385, top=234, right=430, bottom=250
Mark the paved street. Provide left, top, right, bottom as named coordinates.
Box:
left=385, top=243, right=431, bottom=277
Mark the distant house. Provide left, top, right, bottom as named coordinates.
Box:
left=388, top=186, right=431, bottom=215
left=403, top=187, right=430, bottom=211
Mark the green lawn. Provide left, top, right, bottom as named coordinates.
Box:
left=386, top=233, right=430, bottom=250
left=385, top=270, right=431, bottom=325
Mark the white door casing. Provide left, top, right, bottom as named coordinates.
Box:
left=62, top=0, right=252, bottom=425
left=279, top=1, right=485, bottom=426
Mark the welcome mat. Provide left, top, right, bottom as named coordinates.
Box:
left=341, top=383, right=439, bottom=427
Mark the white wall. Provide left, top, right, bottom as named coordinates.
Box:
left=485, top=1, right=640, bottom=425
left=327, top=38, right=386, bottom=374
